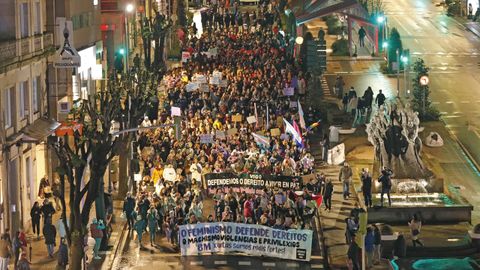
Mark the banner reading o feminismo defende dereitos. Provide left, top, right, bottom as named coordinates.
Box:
left=179, top=222, right=312, bottom=261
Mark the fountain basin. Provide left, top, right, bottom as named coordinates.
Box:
left=368, top=193, right=473, bottom=224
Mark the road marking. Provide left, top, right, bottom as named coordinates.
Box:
left=460, top=101, right=470, bottom=104
left=238, top=261, right=252, bottom=266
left=311, top=264, right=325, bottom=269
left=311, top=255, right=324, bottom=260
left=214, top=260, right=227, bottom=265
left=263, top=262, right=276, bottom=267
left=165, top=262, right=180, bottom=266
left=432, top=101, right=440, bottom=105
left=287, top=262, right=300, bottom=267
left=445, top=101, right=454, bottom=104
left=191, top=260, right=203, bottom=265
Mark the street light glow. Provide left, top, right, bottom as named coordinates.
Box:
left=119, top=48, right=125, bottom=55
left=295, top=36, right=304, bottom=45
left=401, top=55, right=408, bottom=63
left=377, top=16, right=385, bottom=24
left=382, top=41, right=388, bottom=48
left=125, top=3, right=134, bottom=12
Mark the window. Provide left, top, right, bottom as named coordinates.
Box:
left=19, top=81, right=29, bottom=119
left=20, top=2, right=29, bottom=38
left=32, top=76, right=40, bottom=112
left=34, top=1, right=41, bottom=34
left=2, top=88, right=13, bottom=128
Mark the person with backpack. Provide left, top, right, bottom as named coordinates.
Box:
left=375, top=90, right=386, bottom=107
left=378, top=167, right=393, bottom=207
left=90, top=219, right=105, bottom=259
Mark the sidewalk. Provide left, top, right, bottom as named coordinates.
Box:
left=17, top=199, right=126, bottom=270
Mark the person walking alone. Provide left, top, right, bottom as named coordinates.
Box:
left=409, top=214, right=424, bottom=247
left=323, top=179, right=334, bottom=211
left=147, top=205, right=159, bottom=246
left=43, top=222, right=56, bottom=258
left=361, top=168, right=373, bottom=207
left=57, top=238, right=68, bottom=269
left=347, top=234, right=361, bottom=270
left=123, top=193, right=136, bottom=230
left=339, top=162, right=353, bottom=199
left=375, top=89, right=386, bottom=107
left=358, top=26, right=366, bottom=47
left=30, top=202, right=42, bottom=239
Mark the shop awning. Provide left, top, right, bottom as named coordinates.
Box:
left=21, top=118, right=61, bottom=142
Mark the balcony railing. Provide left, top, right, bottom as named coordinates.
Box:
left=0, top=32, right=54, bottom=69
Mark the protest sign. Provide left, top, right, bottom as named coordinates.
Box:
left=215, top=130, right=226, bottom=140
left=301, top=174, right=316, bottom=184
left=200, top=84, right=210, bottom=92
left=212, top=70, right=222, bottom=80
left=219, top=80, right=228, bottom=88
left=290, top=101, right=298, bottom=108
left=280, top=133, right=289, bottom=141
left=171, top=106, right=182, bottom=117
left=270, top=128, right=281, bottom=136
left=232, top=114, right=242, bottom=122
left=328, top=143, right=345, bottom=165
left=163, top=167, right=177, bottom=182
left=246, top=116, right=257, bottom=124
left=283, top=87, right=294, bottom=96
left=186, top=82, right=198, bottom=92
left=210, top=77, right=220, bottom=85
left=179, top=222, right=312, bottom=261
left=204, top=173, right=301, bottom=191
left=227, top=128, right=237, bottom=136
left=181, top=51, right=191, bottom=63
left=194, top=75, right=207, bottom=84
left=208, top=47, right=218, bottom=57
left=276, top=116, right=283, bottom=127
left=200, top=134, right=214, bottom=144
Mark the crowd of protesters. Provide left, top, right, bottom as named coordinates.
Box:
left=120, top=0, right=335, bottom=249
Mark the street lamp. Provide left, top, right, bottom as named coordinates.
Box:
left=377, top=16, right=385, bottom=24
left=124, top=3, right=135, bottom=71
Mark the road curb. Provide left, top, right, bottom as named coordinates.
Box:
left=106, top=221, right=128, bottom=270
left=440, top=119, right=480, bottom=175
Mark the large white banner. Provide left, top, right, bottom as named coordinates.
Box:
left=179, top=222, right=312, bottom=261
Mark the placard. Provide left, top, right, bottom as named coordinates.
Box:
left=328, top=143, right=345, bottom=165
left=232, top=114, right=243, bottom=122
left=290, top=101, right=298, bottom=108
left=276, top=116, right=284, bottom=127
left=210, top=77, right=220, bottom=85
left=200, top=84, right=210, bottom=92
left=280, top=133, right=289, bottom=140
left=219, top=80, right=228, bottom=88
left=283, top=87, right=294, bottom=96
left=227, top=128, right=238, bottom=136
left=194, top=75, right=207, bottom=84
left=246, top=116, right=257, bottom=124
left=212, top=70, right=222, bottom=80
left=181, top=51, right=191, bottom=63
left=171, top=106, right=182, bottom=116
left=186, top=82, right=198, bottom=92
left=215, top=130, right=226, bottom=140
left=179, top=222, right=312, bottom=261
left=200, top=134, right=214, bottom=144
left=208, top=47, right=218, bottom=56
left=270, top=128, right=281, bottom=136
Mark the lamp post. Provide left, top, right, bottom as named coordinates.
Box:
left=401, top=55, right=409, bottom=98
left=396, top=49, right=400, bottom=97
left=124, top=3, right=135, bottom=72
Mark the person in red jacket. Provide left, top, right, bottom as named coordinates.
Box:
left=243, top=195, right=253, bottom=222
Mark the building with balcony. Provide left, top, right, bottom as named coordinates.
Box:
left=0, top=0, right=57, bottom=233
